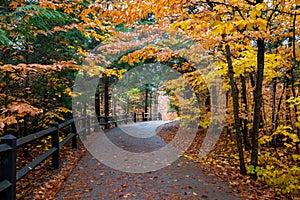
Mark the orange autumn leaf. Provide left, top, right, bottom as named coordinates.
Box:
left=9, top=2, right=19, bottom=10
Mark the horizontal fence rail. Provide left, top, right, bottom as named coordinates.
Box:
left=0, top=112, right=161, bottom=200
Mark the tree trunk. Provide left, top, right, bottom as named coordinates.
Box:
left=225, top=44, right=246, bottom=175
left=145, top=88, right=149, bottom=114
left=274, top=80, right=285, bottom=134
left=250, top=38, right=265, bottom=177
left=95, top=82, right=100, bottom=119
left=285, top=78, right=291, bottom=125
left=224, top=91, right=229, bottom=136
left=240, top=74, right=251, bottom=150
left=271, top=78, right=277, bottom=132
left=104, top=76, right=109, bottom=128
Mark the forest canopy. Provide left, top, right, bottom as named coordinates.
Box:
left=0, top=0, right=300, bottom=198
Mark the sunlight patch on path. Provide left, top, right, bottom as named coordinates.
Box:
left=119, top=120, right=172, bottom=138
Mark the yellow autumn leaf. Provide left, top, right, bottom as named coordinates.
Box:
left=56, top=92, right=61, bottom=98
left=180, top=21, right=189, bottom=31
left=235, top=20, right=248, bottom=30
left=78, top=47, right=88, bottom=56
left=256, top=18, right=268, bottom=31
left=212, top=24, right=224, bottom=35
left=256, top=3, right=265, bottom=11
left=250, top=3, right=264, bottom=18
left=225, top=23, right=235, bottom=34
left=170, top=22, right=179, bottom=30
left=292, top=154, right=300, bottom=161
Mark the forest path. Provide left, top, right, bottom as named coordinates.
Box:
left=55, top=121, right=240, bottom=199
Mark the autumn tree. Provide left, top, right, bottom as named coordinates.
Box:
left=0, top=0, right=108, bottom=135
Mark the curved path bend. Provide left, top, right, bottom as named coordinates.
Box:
left=55, top=121, right=240, bottom=199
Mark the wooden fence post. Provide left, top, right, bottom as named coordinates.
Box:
left=142, top=112, right=145, bottom=121
left=52, top=122, right=60, bottom=169
left=94, top=117, right=100, bottom=132
left=81, top=117, right=87, bottom=140
left=104, top=116, right=109, bottom=129
left=1, top=134, right=16, bottom=200
left=113, top=114, right=118, bottom=127
left=133, top=112, right=137, bottom=123
left=158, top=112, right=162, bottom=120
left=125, top=113, right=128, bottom=124
left=87, top=115, right=91, bottom=135
left=71, top=121, right=77, bottom=149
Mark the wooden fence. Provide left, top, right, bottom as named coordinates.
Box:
left=0, top=112, right=161, bottom=200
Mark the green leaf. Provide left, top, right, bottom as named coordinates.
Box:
left=248, top=165, right=255, bottom=174
left=0, top=29, right=11, bottom=46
